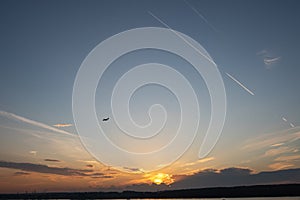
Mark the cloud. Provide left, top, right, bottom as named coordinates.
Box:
left=242, top=127, right=300, bottom=151
left=181, top=157, right=215, bottom=168
left=0, top=161, right=92, bottom=176
left=220, top=167, right=252, bottom=175
left=0, top=111, right=73, bottom=136
left=123, top=167, right=300, bottom=191
left=14, top=171, right=30, bottom=176
left=172, top=167, right=300, bottom=189
left=0, top=161, right=115, bottom=180
left=29, top=150, right=37, bottom=156
left=271, top=143, right=284, bottom=147
left=53, top=123, right=73, bottom=128
left=257, top=49, right=281, bottom=69
left=90, top=172, right=113, bottom=179
left=241, top=128, right=300, bottom=169
left=263, top=146, right=294, bottom=157
left=197, top=157, right=215, bottom=163
left=275, top=155, right=300, bottom=162
left=264, top=56, right=281, bottom=66
left=268, top=162, right=295, bottom=170
left=86, top=164, right=93, bottom=168
left=91, top=175, right=114, bottom=179
left=256, top=49, right=268, bottom=56
left=44, top=159, right=61, bottom=162
left=123, top=167, right=144, bottom=173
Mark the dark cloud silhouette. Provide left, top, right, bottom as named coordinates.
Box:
left=123, top=167, right=143, bottom=173
left=44, top=159, right=60, bottom=162
left=0, top=161, right=92, bottom=176
left=86, top=164, right=93, bottom=168
left=122, top=167, right=300, bottom=191
left=0, top=161, right=115, bottom=179
left=84, top=172, right=114, bottom=179
left=172, top=167, right=300, bottom=189
left=14, top=171, right=30, bottom=176
left=90, top=172, right=104, bottom=176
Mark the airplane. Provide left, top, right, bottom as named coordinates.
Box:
left=102, top=117, right=109, bottom=122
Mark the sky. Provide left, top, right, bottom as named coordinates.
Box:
left=0, top=0, right=300, bottom=193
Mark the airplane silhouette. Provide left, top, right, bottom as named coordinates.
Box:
left=102, top=117, right=109, bottom=122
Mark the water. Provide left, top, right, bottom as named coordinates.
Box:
left=127, top=198, right=300, bottom=200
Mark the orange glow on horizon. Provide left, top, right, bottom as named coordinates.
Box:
left=151, top=173, right=174, bottom=185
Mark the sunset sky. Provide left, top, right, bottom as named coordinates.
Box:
left=0, top=0, right=300, bottom=193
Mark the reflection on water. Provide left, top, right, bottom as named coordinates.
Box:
left=123, top=198, right=300, bottom=200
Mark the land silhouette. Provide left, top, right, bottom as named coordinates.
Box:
left=0, top=183, right=299, bottom=199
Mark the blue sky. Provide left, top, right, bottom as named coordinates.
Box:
left=0, top=0, right=300, bottom=193
left=1, top=0, right=300, bottom=125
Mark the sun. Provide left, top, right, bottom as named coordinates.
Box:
left=151, top=173, right=174, bottom=185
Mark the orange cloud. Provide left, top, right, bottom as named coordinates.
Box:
left=263, top=147, right=293, bottom=157
left=53, top=123, right=73, bottom=128
left=268, top=162, right=294, bottom=170
left=275, top=155, right=300, bottom=162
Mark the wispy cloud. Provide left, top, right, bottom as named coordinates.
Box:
left=241, top=128, right=300, bottom=170
left=44, top=159, right=61, bottom=162
left=53, top=123, right=73, bottom=128
left=242, top=128, right=300, bottom=151
left=271, top=143, right=284, bottom=147
left=123, top=167, right=144, bottom=173
left=225, top=72, right=255, bottom=95
left=0, top=160, right=92, bottom=176
left=257, top=49, right=281, bottom=69
left=14, top=171, right=31, bottom=176
left=183, top=157, right=215, bottom=168
left=0, top=160, right=112, bottom=179
left=91, top=173, right=113, bottom=179
left=29, top=150, right=37, bottom=156
left=197, top=157, right=215, bottom=163
left=0, top=111, right=74, bottom=136
left=264, top=56, right=281, bottom=66
left=268, top=162, right=294, bottom=170
left=263, top=146, right=293, bottom=157
left=275, top=155, right=300, bottom=162
left=256, top=49, right=268, bottom=56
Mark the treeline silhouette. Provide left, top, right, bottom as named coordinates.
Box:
left=0, top=184, right=299, bottom=199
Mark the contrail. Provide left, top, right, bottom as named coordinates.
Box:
left=183, top=0, right=218, bottom=32
left=0, top=111, right=74, bottom=136
left=148, top=11, right=217, bottom=67
left=225, top=73, right=255, bottom=96
left=281, top=116, right=296, bottom=128
left=148, top=11, right=254, bottom=97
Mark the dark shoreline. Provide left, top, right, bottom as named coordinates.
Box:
left=0, top=184, right=299, bottom=199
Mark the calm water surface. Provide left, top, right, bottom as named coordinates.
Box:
left=126, top=198, right=300, bottom=200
